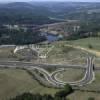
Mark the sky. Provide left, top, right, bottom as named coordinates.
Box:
left=0, top=0, right=100, bottom=3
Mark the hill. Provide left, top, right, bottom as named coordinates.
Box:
left=0, top=2, right=57, bottom=24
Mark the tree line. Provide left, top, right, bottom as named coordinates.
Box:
left=0, top=26, right=46, bottom=45
left=10, top=84, right=73, bottom=100
left=67, top=21, right=100, bottom=40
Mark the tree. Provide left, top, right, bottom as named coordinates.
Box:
left=55, top=84, right=73, bottom=98
left=88, top=97, right=95, bottom=100
left=11, top=92, right=69, bottom=100
left=64, top=84, right=73, bottom=92
left=88, top=44, right=93, bottom=49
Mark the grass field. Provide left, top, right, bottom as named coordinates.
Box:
left=0, top=47, right=16, bottom=61
left=78, top=71, right=100, bottom=91
left=56, top=69, right=84, bottom=82
left=67, top=70, right=100, bottom=100
left=0, top=44, right=87, bottom=65
left=68, top=37, right=100, bottom=51
left=0, top=68, right=100, bottom=100
left=0, top=37, right=98, bottom=65
left=67, top=37, right=100, bottom=66
left=94, top=58, right=100, bottom=67
left=46, top=42, right=87, bottom=65
left=45, top=37, right=100, bottom=65
left=0, top=37, right=100, bottom=100
left=68, top=91, right=100, bottom=100
left=0, top=68, right=58, bottom=100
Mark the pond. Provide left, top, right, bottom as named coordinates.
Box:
left=46, top=33, right=58, bottom=42
left=41, top=32, right=63, bottom=43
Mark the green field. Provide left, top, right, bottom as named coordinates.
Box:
left=0, top=47, right=16, bottom=61
left=55, top=69, right=84, bottom=82
left=0, top=37, right=100, bottom=100
left=0, top=69, right=58, bottom=100
left=46, top=42, right=87, bottom=65
left=1, top=68, right=100, bottom=100
left=45, top=37, right=100, bottom=65
left=0, top=37, right=99, bottom=65
left=68, top=70, right=100, bottom=100
left=94, top=58, right=100, bottom=67
left=78, top=71, right=100, bottom=91
left=68, top=37, right=100, bottom=51
left=68, top=91, right=100, bottom=100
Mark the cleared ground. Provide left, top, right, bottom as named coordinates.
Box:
left=0, top=37, right=99, bottom=62
left=0, top=68, right=58, bottom=100
left=0, top=44, right=88, bottom=65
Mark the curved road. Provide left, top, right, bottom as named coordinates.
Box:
left=0, top=57, right=95, bottom=88
left=51, top=57, right=95, bottom=87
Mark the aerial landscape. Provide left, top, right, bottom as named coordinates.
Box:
left=0, top=0, right=100, bottom=100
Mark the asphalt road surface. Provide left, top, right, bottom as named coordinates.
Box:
left=50, top=57, right=95, bottom=87
left=0, top=57, right=95, bottom=88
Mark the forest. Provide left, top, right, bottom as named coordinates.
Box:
left=0, top=26, right=46, bottom=45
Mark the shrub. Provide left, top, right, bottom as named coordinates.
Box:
left=55, top=84, right=73, bottom=98
left=88, top=44, right=93, bottom=49
left=88, top=97, right=95, bottom=100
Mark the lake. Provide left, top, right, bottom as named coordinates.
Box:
left=41, top=32, right=63, bottom=43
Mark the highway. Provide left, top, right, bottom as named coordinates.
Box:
left=0, top=60, right=99, bottom=70
left=0, top=60, right=86, bottom=69
left=0, top=57, right=96, bottom=88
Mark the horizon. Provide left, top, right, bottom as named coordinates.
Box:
left=0, top=0, right=100, bottom=3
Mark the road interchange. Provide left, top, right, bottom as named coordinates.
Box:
left=0, top=57, right=96, bottom=88
left=50, top=57, right=95, bottom=87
